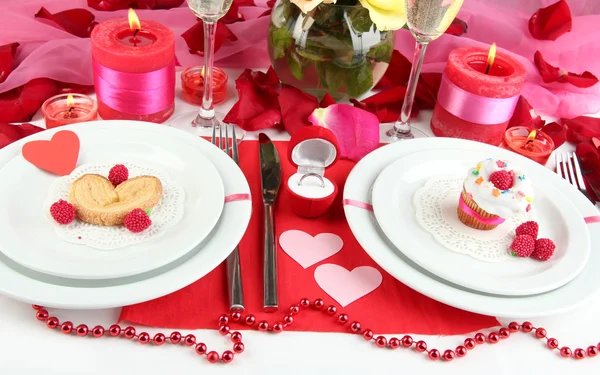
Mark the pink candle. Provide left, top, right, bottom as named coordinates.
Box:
left=42, top=94, right=98, bottom=129
left=91, top=9, right=175, bottom=123
left=431, top=46, right=527, bottom=145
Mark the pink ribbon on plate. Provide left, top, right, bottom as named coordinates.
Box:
left=225, top=193, right=251, bottom=203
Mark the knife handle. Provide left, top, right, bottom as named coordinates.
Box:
left=226, top=246, right=244, bottom=312
left=263, top=203, right=278, bottom=312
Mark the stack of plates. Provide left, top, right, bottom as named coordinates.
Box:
left=344, top=138, right=600, bottom=318
left=0, top=121, right=252, bottom=309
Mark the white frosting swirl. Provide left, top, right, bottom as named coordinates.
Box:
left=463, top=158, right=534, bottom=218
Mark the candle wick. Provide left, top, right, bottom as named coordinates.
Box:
left=68, top=106, right=74, bottom=113
left=133, top=29, right=139, bottom=38
left=484, top=64, right=491, bottom=75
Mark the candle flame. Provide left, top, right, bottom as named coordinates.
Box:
left=200, top=66, right=205, bottom=77
left=66, top=94, right=75, bottom=108
left=128, top=8, right=141, bottom=31
left=486, top=43, right=497, bottom=73
left=527, top=130, right=537, bottom=140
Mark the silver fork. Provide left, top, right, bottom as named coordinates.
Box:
left=212, top=124, right=245, bottom=312
left=555, top=152, right=594, bottom=203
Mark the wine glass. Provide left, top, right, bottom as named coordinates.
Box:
left=170, top=0, right=244, bottom=141
left=383, top=0, right=464, bottom=140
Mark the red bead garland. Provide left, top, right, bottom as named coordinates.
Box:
left=30, top=299, right=600, bottom=364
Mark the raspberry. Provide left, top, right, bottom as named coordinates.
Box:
left=489, top=170, right=513, bottom=190
left=510, top=235, right=535, bottom=257
left=531, top=238, right=556, bottom=261
left=50, top=199, right=75, bottom=225
left=124, top=208, right=152, bottom=233
left=108, top=164, right=129, bottom=186
left=515, top=221, right=539, bottom=239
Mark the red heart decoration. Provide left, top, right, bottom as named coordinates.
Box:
left=22, top=130, right=79, bottom=176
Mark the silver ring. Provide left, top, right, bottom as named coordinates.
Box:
left=298, top=173, right=325, bottom=188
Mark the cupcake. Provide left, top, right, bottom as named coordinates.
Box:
left=458, top=159, right=533, bottom=230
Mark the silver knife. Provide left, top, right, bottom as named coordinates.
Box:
left=259, top=133, right=281, bottom=312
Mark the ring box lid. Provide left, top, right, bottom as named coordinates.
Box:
left=288, top=126, right=340, bottom=177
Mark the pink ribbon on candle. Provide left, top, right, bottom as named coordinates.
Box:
left=93, top=60, right=175, bottom=115
left=458, top=195, right=506, bottom=225
left=437, top=74, right=520, bottom=125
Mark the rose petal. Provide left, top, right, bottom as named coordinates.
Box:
left=508, top=96, right=545, bottom=129
left=319, top=93, right=336, bottom=108
left=415, top=72, right=442, bottom=109
left=87, top=0, right=185, bottom=10
left=534, top=51, right=598, bottom=88
left=135, top=0, right=185, bottom=9
left=0, top=123, right=45, bottom=149
left=222, top=1, right=245, bottom=24
left=575, top=140, right=600, bottom=201
left=35, top=7, right=98, bottom=38
left=182, top=20, right=238, bottom=54
left=236, top=0, right=256, bottom=6
left=0, top=42, right=19, bottom=84
left=352, top=86, right=419, bottom=123
left=562, top=116, right=600, bottom=144
left=87, top=0, right=129, bottom=11
left=0, top=78, right=58, bottom=123
left=308, top=104, right=379, bottom=162
left=374, top=50, right=411, bottom=90
left=276, top=84, right=318, bottom=135
left=540, top=122, right=567, bottom=148
left=444, top=18, right=468, bottom=36
left=529, top=0, right=572, bottom=41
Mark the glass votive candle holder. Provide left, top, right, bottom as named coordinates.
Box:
left=181, top=66, right=228, bottom=106
left=500, top=126, right=554, bottom=165
left=41, top=93, right=98, bottom=129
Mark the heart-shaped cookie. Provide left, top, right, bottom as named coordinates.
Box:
left=69, top=174, right=162, bottom=226
left=22, top=130, right=80, bottom=176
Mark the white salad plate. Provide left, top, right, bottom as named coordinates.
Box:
left=371, top=149, right=590, bottom=296
left=0, top=121, right=251, bottom=309
left=344, top=137, right=600, bottom=318
left=0, top=122, right=225, bottom=279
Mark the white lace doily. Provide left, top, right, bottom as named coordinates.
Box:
left=43, top=161, right=185, bottom=250
left=414, top=176, right=534, bottom=262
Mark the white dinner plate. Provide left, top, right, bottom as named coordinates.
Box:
left=0, top=124, right=225, bottom=280
left=344, top=137, right=600, bottom=318
left=0, top=121, right=251, bottom=309
left=371, top=149, right=590, bottom=296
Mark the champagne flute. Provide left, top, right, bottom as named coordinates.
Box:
left=383, top=0, right=464, bottom=140
left=170, top=0, right=243, bottom=141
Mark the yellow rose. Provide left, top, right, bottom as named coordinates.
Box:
left=359, top=0, right=406, bottom=31
left=291, top=0, right=337, bottom=14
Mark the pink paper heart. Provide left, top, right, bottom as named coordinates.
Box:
left=280, top=230, right=343, bottom=269
left=314, top=264, right=383, bottom=307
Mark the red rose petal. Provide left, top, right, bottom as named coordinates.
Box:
left=34, top=7, right=98, bottom=38
left=508, top=96, right=546, bottom=129
left=529, top=0, right=572, bottom=41
left=222, top=1, right=245, bottom=24
left=182, top=20, right=237, bottom=54
left=534, top=51, right=598, bottom=88
left=415, top=72, right=442, bottom=110
left=540, top=122, right=567, bottom=148
left=374, top=50, right=411, bottom=90
left=319, top=93, right=336, bottom=108
left=87, top=0, right=185, bottom=11
left=575, top=140, right=600, bottom=201
left=351, top=86, right=420, bottom=123
left=445, top=18, right=468, bottom=36
left=135, top=0, right=185, bottom=9
left=276, top=84, right=319, bottom=135
left=236, top=0, right=256, bottom=6
left=0, top=42, right=19, bottom=84
left=562, top=116, right=600, bottom=144
left=0, top=78, right=59, bottom=123
left=87, top=0, right=130, bottom=11
left=0, top=123, right=44, bottom=149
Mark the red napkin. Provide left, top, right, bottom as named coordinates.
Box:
left=120, top=141, right=499, bottom=334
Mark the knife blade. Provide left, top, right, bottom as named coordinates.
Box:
left=259, top=133, right=281, bottom=312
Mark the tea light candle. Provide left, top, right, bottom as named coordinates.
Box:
left=90, top=9, right=175, bottom=123
left=431, top=45, right=527, bottom=145
left=41, top=94, right=98, bottom=129
left=501, top=127, right=554, bottom=165
left=181, top=66, right=228, bottom=106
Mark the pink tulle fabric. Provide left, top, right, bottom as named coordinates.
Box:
left=1, top=0, right=599, bottom=118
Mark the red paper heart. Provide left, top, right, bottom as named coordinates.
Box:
left=22, top=130, right=79, bottom=176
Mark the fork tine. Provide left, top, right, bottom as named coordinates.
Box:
left=565, top=153, right=578, bottom=186
left=211, top=123, right=216, bottom=145
left=225, top=125, right=230, bottom=156
left=219, top=124, right=223, bottom=150
left=555, top=153, right=564, bottom=179
left=571, top=152, right=587, bottom=191
left=232, top=127, right=239, bottom=163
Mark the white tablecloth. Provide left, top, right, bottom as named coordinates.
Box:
left=1, top=70, right=599, bottom=375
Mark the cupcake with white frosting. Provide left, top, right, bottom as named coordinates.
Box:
left=458, top=158, right=534, bottom=230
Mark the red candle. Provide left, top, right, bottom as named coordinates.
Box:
left=501, top=127, right=554, bottom=165
left=41, top=94, right=98, bottom=129
left=91, top=9, right=175, bottom=123
left=431, top=45, right=527, bottom=145
left=181, top=66, right=228, bottom=106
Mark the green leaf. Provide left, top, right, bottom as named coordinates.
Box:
left=323, top=63, right=346, bottom=93
left=296, top=47, right=330, bottom=62
left=366, top=41, right=393, bottom=63
left=346, top=61, right=373, bottom=97
left=349, top=7, right=373, bottom=33
left=287, top=52, right=304, bottom=80
left=269, top=25, right=293, bottom=60
left=315, top=62, right=328, bottom=89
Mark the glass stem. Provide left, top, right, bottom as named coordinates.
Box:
left=196, top=20, right=217, bottom=121
left=392, top=41, right=428, bottom=134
